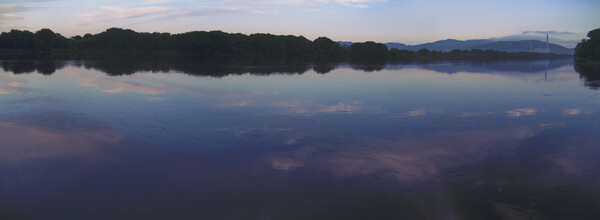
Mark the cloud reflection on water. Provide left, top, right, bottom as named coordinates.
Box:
left=505, top=108, right=537, bottom=117
left=278, top=100, right=361, bottom=115
left=0, top=76, right=31, bottom=95
left=77, top=73, right=166, bottom=95
left=0, top=59, right=598, bottom=219
left=218, top=97, right=366, bottom=115
left=562, top=108, right=592, bottom=116
left=0, top=120, right=122, bottom=164
left=269, top=126, right=535, bottom=183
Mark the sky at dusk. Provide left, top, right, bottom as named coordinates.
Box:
left=0, top=0, right=598, bottom=46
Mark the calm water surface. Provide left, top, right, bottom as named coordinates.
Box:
left=1, top=60, right=599, bottom=219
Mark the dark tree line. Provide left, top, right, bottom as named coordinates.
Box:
left=573, top=28, right=600, bottom=90
left=575, top=28, right=600, bottom=61
left=1, top=27, right=573, bottom=63
left=349, top=41, right=388, bottom=61
left=0, top=29, right=70, bottom=54
left=1, top=28, right=345, bottom=63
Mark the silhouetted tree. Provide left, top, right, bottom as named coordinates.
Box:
left=575, top=28, right=600, bottom=61
left=313, top=37, right=345, bottom=60
left=350, top=41, right=388, bottom=62
left=34, top=28, right=70, bottom=54
left=417, top=49, right=430, bottom=56
left=0, top=30, right=35, bottom=50
left=388, top=48, right=415, bottom=61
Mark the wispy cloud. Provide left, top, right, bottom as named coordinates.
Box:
left=0, top=4, right=29, bottom=22
left=223, top=0, right=385, bottom=8
left=80, top=6, right=170, bottom=25
left=74, top=0, right=385, bottom=27
left=335, top=0, right=382, bottom=8
left=80, top=5, right=268, bottom=26
left=343, top=3, right=369, bottom=8
left=522, top=30, right=576, bottom=35
left=0, top=13, right=23, bottom=20
left=0, top=4, right=29, bottom=14
left=177, top=7, right=267, bottom=17
left=101, top=6, right=125, bottom=13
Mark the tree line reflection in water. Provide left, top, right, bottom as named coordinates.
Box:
left=1, top=58, right=598, bottom=90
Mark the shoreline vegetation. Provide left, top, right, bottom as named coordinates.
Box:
left=574, top=28, right=600, bottom=61
left=573, top=27, right=600, bottom=88
left=0, top=28, right=573, bottom=64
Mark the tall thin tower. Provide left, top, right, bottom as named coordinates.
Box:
left=546, top=34, right=550, bottom=53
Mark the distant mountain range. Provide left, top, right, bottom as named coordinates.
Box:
left=339, top=39, right=575, bottom=55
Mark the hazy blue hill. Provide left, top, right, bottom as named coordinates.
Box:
left=376, top=39, right=574, bottom=55
left=386, top=39, right=492, bottom=52
left=384, top=42, right=409, bottom=50
left=415, top=39, right=493, bottom=51
left=490, top=34, right=581, bottom=48
left=338, top=41, right=354, bottom=47
left=472, top=40, right=574, bottom=54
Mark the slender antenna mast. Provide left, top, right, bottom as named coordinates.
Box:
left=546, top=34, right=549, bottom=53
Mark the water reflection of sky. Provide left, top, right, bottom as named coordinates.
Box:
left=0, top=60, right=599, bottom=219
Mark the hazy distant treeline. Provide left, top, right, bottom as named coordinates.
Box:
left=0, top=28, right=571, bottom=63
